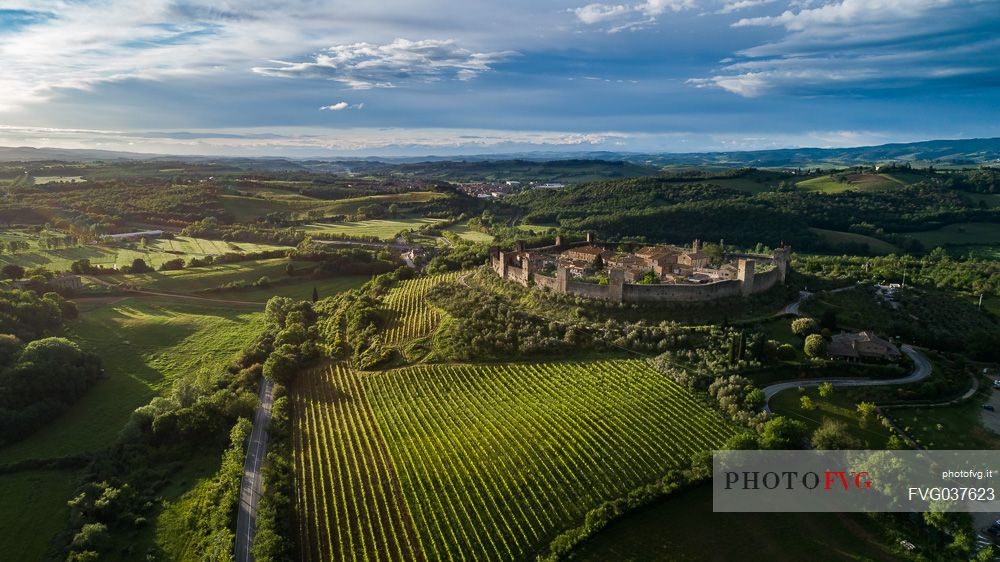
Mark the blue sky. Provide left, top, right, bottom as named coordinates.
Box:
left=0, top=0, right=998, bottom=156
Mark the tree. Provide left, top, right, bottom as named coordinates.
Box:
left=129, top=258, right=151, bottom=274
left=724, top=432, right=759, bottom=450
left=312, top=287, right=319, bottom=303
left=804, top=333, right=827, bottom=358
left=285, top=263, right=295, bottom=276
left=856, top=401, right=877, bottom=428
left=1, top=264, right=25, bottom=280
left=791, top=317, right=819, bottom=337
left=759, top=416, right=807, bottom=449
left=800, top=395, right=815, bottom=410
left=818, top=381, right=834, bottom=397
left=776, top=343, right=796, bottom=360
left=810, top=419, right=862, bottom=449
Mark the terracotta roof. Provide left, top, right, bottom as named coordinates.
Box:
left=562, top=245, right=607, bottom=256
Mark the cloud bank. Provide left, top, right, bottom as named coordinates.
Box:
left=253, top=38, right=515, bottom=89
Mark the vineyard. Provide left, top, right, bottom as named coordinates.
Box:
left=293, top=360, right=734, bottom=561
left=381, top=272, right=460, bottom=345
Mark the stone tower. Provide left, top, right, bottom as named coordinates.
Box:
left=692, top=239, right=701, bottom=253
left=586, top=231, right=594, bottom=243
left=737, top=259, right=755, bottom=296
left=609, top=268, right=625, bottom=302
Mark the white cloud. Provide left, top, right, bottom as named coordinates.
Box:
left=319, top=101, right=365, bottom=111
left=572, top=0, right=699, bottom=31
left=692, top=0, right=1000, bottom=97
left=0, top=1, right=551, bottom=112
left=254, top=38, right=515, bottom=89
left=715, top=0, right=776, bottom=15
left=574, top=4, right=630, bottom=24
left=637, top=0, right=698, bottom=16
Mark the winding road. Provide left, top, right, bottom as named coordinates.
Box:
left=762, top=345, right=933, bottom=412
left=235, top=378, right=275, bottom=562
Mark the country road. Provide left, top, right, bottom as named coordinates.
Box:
left=235, top=378, right=275, bottom=562
left=762, top=345, right=932, bottom=412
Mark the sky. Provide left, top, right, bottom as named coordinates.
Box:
left=0, top=0, right=998, bottom=157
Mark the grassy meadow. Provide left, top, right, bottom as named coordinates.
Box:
left=0, top=297, right=266, bottom=465
left=904, top=222, right=1000, bottom=248
left=568, top=484, right=897, bottom=561
left=796, top=173, right=904, bottom=193
left=0, top=470, right=78, bottom=561
left=444, top=222, right=494, bottom=242
left=0, top=230, right=290, bottom=272
left=220, top=191, right=445, bottom=221
left=810, top=227, right=900, bottom=255
left=303, top=217, right=446, bottom=240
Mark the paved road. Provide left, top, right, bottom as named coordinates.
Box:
left=762, top=345, right=932, bottom=412
left=235, top=378, right=275, bottom=562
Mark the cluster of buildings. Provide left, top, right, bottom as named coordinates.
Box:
left=456, top=180, right=565, bottom=199
left=827, top=331, right=902, bottom=362
left=557, top=239, right=737, bottom=284
left=491, top=234, right=792, bottom=303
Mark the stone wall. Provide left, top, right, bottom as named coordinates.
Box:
left=490, top=241, right=791, bottom=303
left=752, top=266, right=781, bottom=294
left=622, top=279, right=743, bottom=302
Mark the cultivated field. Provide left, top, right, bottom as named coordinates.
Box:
left=303, top=218, right=446, bottom=240
left=381, top=272, right=460, bottom=345
left=796, top=173, right=903, bottom=193
left=293, top=360, right=734, bottom=561
left=0, top=231, right=289, bottom=272
left=809, top=227, right=900, bottom=255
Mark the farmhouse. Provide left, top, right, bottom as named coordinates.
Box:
left=491, top=234, right=791, bottom=303
left=827, top=331, right=901, bottom=362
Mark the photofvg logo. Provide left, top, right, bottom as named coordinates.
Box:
left=724, top=469, right=873, bottom=491
left=713, top=450, right=1000, bottom=513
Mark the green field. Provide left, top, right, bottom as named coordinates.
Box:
left=883, top=384, right=1000, bottom=450
left=221, top=191, right=445, bottom=221
left=0, top=297, right=265, bottom=465
left=293, top=360, right=733, bottom=561
left=905, top=222, right=1000, bottom=248
left=0, top=297, right=268, bottom=560
left=810, top=228, right=900, bottom=255
left=0, top=469, right=78, bottom=561
left=0, top=232, right=289, bottom=272
left=303, top=218, right=446, bottom=240
left=444, top=223, right=494, bottom=242
left=770, top=387, right=892, bottom=449
left=117, top=258, right=371, bottom=303
left=796, top=173, right=903, bottom=193
left=569, top=484, right=897, bottom=561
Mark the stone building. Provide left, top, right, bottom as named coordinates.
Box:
left=490, top=234, right=792, bottom=303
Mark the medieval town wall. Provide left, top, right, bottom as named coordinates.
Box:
left=489, top=240, right=790, bottom=303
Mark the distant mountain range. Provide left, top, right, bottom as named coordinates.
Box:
left=3, top=136, right=1000, bottom=168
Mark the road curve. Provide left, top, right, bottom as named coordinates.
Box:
left=762, top=345, right=932, bottom=412
left=235, top=378, right=275, bottom=562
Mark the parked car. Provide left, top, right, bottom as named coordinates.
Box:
left=992, top=380, right=1000, bottom=389
left=983, top=405, right=996, bottom=412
